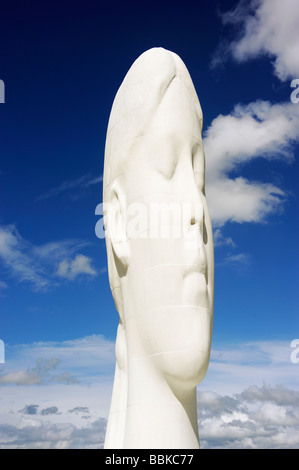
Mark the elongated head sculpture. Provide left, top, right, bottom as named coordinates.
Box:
left=103, top=48, right=214, bottom=449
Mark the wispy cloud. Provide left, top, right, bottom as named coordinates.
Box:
left=0, top=225, right=53, bottom=291
left=213, top=229, right=250, bottom=271
left=213, top=229, right=236, bottom=248
left=0, top=225, right=100, bottom=291
left=216, top=252, right=251, bottom=272
left=37, top=174, right=103, bottom=201
left=0, top=280, right=8, bottom=297
left=0, top=358, right=78, bottom=386
left=1, top=335, right=116, bottom=385
left=204, top=341, right=299, bottom=394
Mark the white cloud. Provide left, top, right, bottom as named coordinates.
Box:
left=205, top=100, right=298, bottom=176
left=0, top=418, right=107, bottom=449
left=217, top=0, right=299, bottom=81
left=240, top=383, right=299, bottom=405
left=0, top=225, right=99, bottom=291
left=252, top=402, right=298, bottom=426
left=56, top=254, right=97, bottom=280
left=208, top=2, right=299, bottom=250
left=197, top=383, right=299, bottom=448
left=204, top=100, right=299, bottom=226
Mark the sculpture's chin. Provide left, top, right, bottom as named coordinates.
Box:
left=131, top=304, right=212, bottom=388
left=160, top=348, right=211, bottom=390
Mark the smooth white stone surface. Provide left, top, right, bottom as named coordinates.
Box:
left=103, top=48, right=214, bottom=449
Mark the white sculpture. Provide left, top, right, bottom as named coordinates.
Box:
left=103, top=48, right=214, bottom=449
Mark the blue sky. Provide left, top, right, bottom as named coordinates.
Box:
left=0, top=0, right=298, bottom=448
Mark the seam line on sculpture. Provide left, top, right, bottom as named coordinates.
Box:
left=145, top=263, right=206, bottom=270
left=126, top=401, right=194, bottom=408
left=133, top=348, right=209, bottom=360
left=126, top=233, right=205, bottom=242
left=123, top=305, right=211, bottom=323
left=147, top=304, right=211, bottom=311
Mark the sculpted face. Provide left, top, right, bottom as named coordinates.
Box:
left=104, top=47, right=214, bottom=389
left=124, top=107, right=213, bottom=388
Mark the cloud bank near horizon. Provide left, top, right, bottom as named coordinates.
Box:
left=0, top=335, right=298, bottom=448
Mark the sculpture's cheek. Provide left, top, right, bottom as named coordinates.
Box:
left=143, top=264, right=210, bottom=311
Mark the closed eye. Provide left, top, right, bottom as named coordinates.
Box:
left=192, top=141, right=204, bottom=191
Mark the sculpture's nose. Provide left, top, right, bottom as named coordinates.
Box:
left=184, top=164, right=204, bottom=230
left=176, top=159, right=206, bottom=256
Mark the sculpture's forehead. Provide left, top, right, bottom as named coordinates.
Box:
left=107, top=48, right=202, bottom=133
left=104, top=48, right=203, bottom=187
